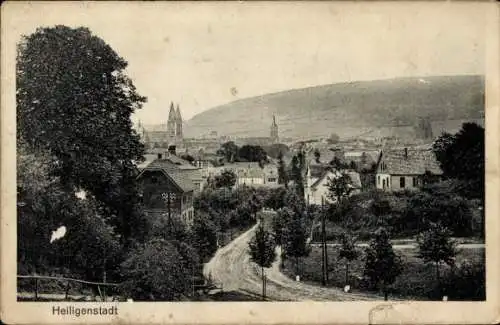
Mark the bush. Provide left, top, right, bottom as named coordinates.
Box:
left=119, top=238, right=197, bottom=301
left=441, top=261, right=485, bottom=300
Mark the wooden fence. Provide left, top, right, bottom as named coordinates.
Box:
left=17, top=275, right=119, bottom=301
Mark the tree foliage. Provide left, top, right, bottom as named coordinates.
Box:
left=238, top=145, right=268, bottom=163
left=277, top=151, right=289, bottom=187
left=189, top=212, right=218, bottom=263
left=120, top=238, right=198, bottom=301
left=326, top=171, right=353, bottom=204
left=405, top=190, right=473, bottom=237
left=290, top=153, right=305, bottom=198
left=281, top=207, right=310, bottom=275
left=217, top=141, right=239, bottom=163
left=432, top=122, right=484, bottom=199
left=17, top=137, right=123, bottom=282
left=338, top=233, right=360, bottom=285
left=417, top=223, right=457, bottom=282
left=363, top=228, right=403, bottom=300
left=249, top=224, right=276, bottom=269
left=17, top=26, right=147, bottom=245
left=214, top=170, right=237, bottom=188
left=248, top=223, right=276, bottom=299
left=264, top=143, right=290, bottom=159
left=314, top=149, right=321, bottom=163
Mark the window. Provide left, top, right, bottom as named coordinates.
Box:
left=413, top=177, right=417, bottom=187
left=400, top=177, right=405, bottom=188
left=377, top=175, right=380, bottom=185
left=382, top=179, right=386, bottom=189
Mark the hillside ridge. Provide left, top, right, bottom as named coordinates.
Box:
left=181, top=74, right=484, bottom=139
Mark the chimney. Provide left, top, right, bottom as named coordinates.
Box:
left=157, top=153, right=163, bottom=159
left=404, top=148, right=408, bottom=159
left=168, top=145, right=177, bottom=156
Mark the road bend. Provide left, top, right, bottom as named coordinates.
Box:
left=203, top=223, right=380, bottom=301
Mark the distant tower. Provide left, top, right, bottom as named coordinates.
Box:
left=415, top=117, right=433, bottom=140
left=175, top=104, right=183, bottom=141
left=270, top=114, right=279, bottom=143
left=137, top=119, right=146, bottom=142
left=167, top=102, right=177, bottom=140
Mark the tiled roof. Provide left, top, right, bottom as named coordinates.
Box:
left=310, top=170, right=362, bottom=189
left=236, top=168, right=265, bottom=178
left=380, top=149, right=443, bottom=175
left=141, top=159, right=196, bottom=192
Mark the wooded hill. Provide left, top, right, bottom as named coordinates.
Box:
left=184, top=75, right=484, bottom=140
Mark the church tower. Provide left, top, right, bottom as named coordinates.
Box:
left=175, top=104, right=183, bottom=140
left=270, top=114, right=279, bottom=143
left=167, top=102, right=177, bottom=139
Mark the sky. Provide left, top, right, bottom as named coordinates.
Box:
left=7, top=2, right=488, bottom=124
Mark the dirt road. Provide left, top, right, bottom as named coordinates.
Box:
left=203, top=224, right=381, bottom=301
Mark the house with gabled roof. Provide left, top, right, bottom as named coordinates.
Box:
left=304, top=167, right=362, bottom=206
left=375, top=148, right=443, bottom=191
left=136, top=156, right=196, bottom=226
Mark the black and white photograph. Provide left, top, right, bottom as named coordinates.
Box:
left=1, top=1, right=499, bottom=324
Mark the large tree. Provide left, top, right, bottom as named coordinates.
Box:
left=326, top=171, right=353, bottom=205
left=248, top=224, right=276, bottom=300
left=217, top=141, right=239, bottom=163
left=238, top=145, right=268, bottom=163
left=17, top=138, right=122, bottom=282
left=277, top=151, right=289, bottom=187
left=214, top=169, right=237, bottom=188
left=281, top=206, right=310, bottom=277
left=17, top=26, right=147, bottom=245
left=432, top=122, right=484, bottom=199
left=338, top=233, right=360, bottom=286
left=290, top=154, right=305, bottom=198
left=417, top=223, right=457, bottom=292
left=363, top=228, right=403, bottom=301
left=120, top=238, right=198, bottom=301
left=189, top=212, right=218, bottom=264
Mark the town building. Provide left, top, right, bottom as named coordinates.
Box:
left=304, top=168, right=362, bottom=205
left=136, top=155, right=196, bottom=227
left=374, top=148, right=443, bottom=191
left=167, top=102, right=183, bottom=143
left=137, top=102, right=184, bottom=149
left=211, top=162, right=279, bottom=188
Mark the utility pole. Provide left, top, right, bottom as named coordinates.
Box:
left=321, top=196, right=327, bottom=286
left=162, top=192, right=176, bottom=238
left=325, top=198, right=329, bottom=284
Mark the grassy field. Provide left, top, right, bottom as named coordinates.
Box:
left=282, top=246, right=485, bottom=300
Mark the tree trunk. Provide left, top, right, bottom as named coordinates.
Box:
left=296, top=256, right=299, bottom=278
left=383, top=282, right=388, bottom=301
left=262, top=265, right=265, bottom=300
left=345, top=262, right=349, bottom=285
left=436, top=262, right=441, bottom=298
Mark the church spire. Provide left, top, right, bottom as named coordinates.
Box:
left=176, top=103, right=182, bottom=122
left=270, top=114, right=279, bottom=143
left=168, top=102, right=176, bottom=121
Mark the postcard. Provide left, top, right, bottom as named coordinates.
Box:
left=1, top=1, right=499, bottom=324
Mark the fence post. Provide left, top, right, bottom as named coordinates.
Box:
left=34, top=278, right=38, bottom=301
left=65, top=280, right=70, bottom=300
